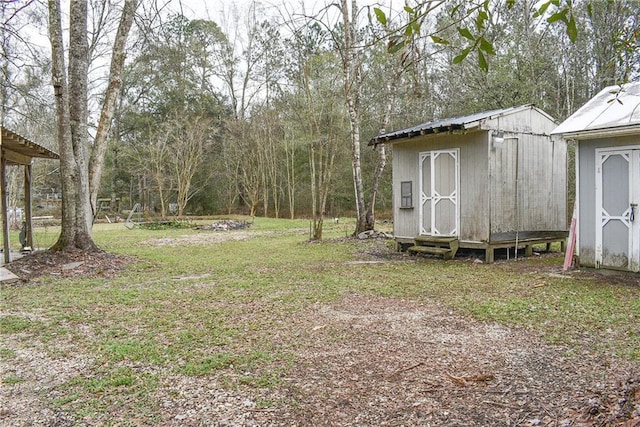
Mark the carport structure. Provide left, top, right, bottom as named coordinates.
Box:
left=0, top=126, right=59, bottom=264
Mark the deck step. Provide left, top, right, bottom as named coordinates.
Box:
left=408, top=245, right=451, bottom=254
left=407, top=245, right=456, bottom=260
left=414, top=235, right=458, bottom=244
left=409, top=236, right=459, bottom=260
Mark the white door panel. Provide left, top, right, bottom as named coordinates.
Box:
left=419, top=149, right=459, bottom=237
left=596, top=148, right=640, bottom=271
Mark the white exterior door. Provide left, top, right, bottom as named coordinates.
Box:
left=419, top=149, right=459, bottom=237
left=595, top=148, right=640, bottom=271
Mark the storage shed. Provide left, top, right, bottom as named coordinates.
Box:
left=551, top=82, right=640, bottom=272
left=370, top=105, right=567, bottom=262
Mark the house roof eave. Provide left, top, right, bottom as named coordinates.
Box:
left=557, top=123, right=640, bottom=141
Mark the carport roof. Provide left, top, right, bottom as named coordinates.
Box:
left=1, top=126, right=59, bottom=163
left=551, top=82, right=640, bottom=138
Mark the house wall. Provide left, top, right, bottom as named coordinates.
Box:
left=577, top=135, right=639, bottom=267
left=391, top=130, right=490, bottom=242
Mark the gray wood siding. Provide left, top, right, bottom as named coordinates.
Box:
left=392, top=144, right=420, bottom=239
left=483, top=108, right=566, bottom=236
left=481, top=106, right=558, bottom=135
left=489, top=138, right=517, bottom=232
left=517, top=134, right=567, bottom=232
left=488, top=134, right=566, bottom=235
left=392, top=131, right=489, bottom=241
left=459, top=133, right=490, bottom=241
left=577, top=135, right=640, bottom=267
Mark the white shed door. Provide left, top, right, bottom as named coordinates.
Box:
left=419, top=149, right=459, bottom=237
left=596, top=148, right=640, bottom=271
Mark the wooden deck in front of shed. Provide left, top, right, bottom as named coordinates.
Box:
left=398, top=231, right=568, bottom=263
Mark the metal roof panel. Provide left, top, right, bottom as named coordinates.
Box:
left=370, top=105, right=533, bottom=145
left=551, top=82, right=640, bottom=135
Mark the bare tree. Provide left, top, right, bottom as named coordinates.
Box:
left=224, top=119, right=262, bottom=216
left=169, top=115, right=214, bottom=217
left=88, top=0, right=138, bottom=222
left=283, top=133, right=298, bottom=220
left=216, top=143, right=242, bottom=215
left=135, top=127, right=172, bottom=218
left=303, top=0, right=393, bottom=235
left=293, top=45, right=344, bottom=239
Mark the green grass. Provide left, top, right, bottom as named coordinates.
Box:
left=2, top=216, right=639, bottom=422
left=0, top=315, right=43, bottom=334
left=3, top=375, right=26, bottom=385
left=0, top=347, right=17, bottom=360
left=181, top=352, right=236, bottom=376
left=55, top=366, right=161, bottom=422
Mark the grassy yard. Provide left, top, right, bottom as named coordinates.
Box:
left=1, top=217, right=639, bottom=424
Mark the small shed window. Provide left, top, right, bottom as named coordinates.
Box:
left=400, top=181, right=413, bottom=208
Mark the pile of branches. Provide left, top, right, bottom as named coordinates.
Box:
left=195, top=220, right=251, bottom=231
left=356, top=230, right=393, bottom=240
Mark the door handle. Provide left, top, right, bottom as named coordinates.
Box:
left=631, top=203, right=638, bottom=222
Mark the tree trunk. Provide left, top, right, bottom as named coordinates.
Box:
left=340, top=0, right=367, bottom=235
left=318, top=140, right=337, bottom=239
left=310, top=142, right=336, bottom=241
left=364, top=144, right=386, bottom=230
left=155, top=171, right=167, bottom=218
left=49, top=0, right=137, bottom=251
left=89, top=0, right=138, bottom=222
left=363, top=74, right=396, bottom=231
left=309, top=141, right=319, bottom=240
left=285, top=137, right=296, bottom=219
left=347, top=98, right=366, bottom=234
left=48, top=0, right=73, bottom=238
left=48, top=0, right=96, bottom=252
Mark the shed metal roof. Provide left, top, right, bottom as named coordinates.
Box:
left=551, top=82, right=640, bottom=137
left=0, top=126, right=59, bottom=162
left=369, top=104, right=536, bottom=145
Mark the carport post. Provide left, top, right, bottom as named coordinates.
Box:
left=24, top=163, right=33, bottom=249
left=1, top=154, right=10, bottom=263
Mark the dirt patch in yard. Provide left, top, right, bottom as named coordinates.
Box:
left=255, top=294, right=639, bottom=426
left=145, top=290, right=639, bottom=426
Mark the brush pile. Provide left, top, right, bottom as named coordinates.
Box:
left=195, top=219, right=251, bottom=231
